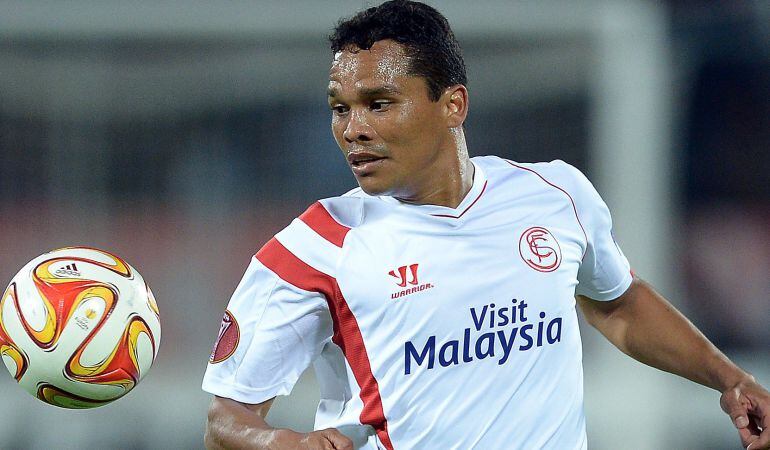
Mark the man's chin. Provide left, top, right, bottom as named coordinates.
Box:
left=355, top=177, right=393, bottom=197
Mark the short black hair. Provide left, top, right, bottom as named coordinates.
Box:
left=329, top=0, right=467, bottom=102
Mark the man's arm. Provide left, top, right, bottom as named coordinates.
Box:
left=204, top=396, right=353, bottom=450
left=577, top=277, right=770, bottom=450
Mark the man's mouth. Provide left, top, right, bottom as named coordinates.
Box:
left=347, top=151, right=387, bottom=175
left=347, top=151, right=386, bottom=165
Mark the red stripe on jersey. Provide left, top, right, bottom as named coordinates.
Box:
left=255, top=238, right=337, bottom=297
left=431, top=180, right=488, bottom=219
left=505, top=161, right=589, bottom=259
left=298, top=202, right=350, bottom=248
left=255, top=239, right=394, bottom=449
left=326, top=287, right=395, bottom=450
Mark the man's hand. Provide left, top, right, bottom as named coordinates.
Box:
left=720, top=377, right=770, bottom=449
left=205, top=396, right=354, bottom=450
left=293, top=428, right=354, bottom=450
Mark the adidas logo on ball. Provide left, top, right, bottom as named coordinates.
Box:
left=55, top=263, right=81, bottom=277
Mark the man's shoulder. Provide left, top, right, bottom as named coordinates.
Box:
left=262, top=195, right=362, bottom=276
left=310, top=189, right=368, bottom=230
left=288, top=197, right=361, bottom=242
left=307, top=185, right=398, bottom=230
left=473, top=155, right=588, bottom=191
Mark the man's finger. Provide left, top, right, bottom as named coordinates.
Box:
left=740, top=426, right=760, bottom=448
left=761, top=403, right=770, bottom=431
left=745, top=416, right=770, bottom=450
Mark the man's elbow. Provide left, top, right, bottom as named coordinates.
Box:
left=204, top=401, right=226, bottom=450
left=204, top=427, right=218, bottom=450
left=202, top=395, right=276, bottom=449
left=576, top=291, right=633, bottom=351
left=577, top=294, right=617, bottom=329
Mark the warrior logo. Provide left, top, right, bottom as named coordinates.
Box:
left=389, top=264, right=419, bottom=287
left=389, top=264, right=434, bottom=299
left=519, top=226, right=561, bottom=272
left=209, top=310, right=239, bottom=364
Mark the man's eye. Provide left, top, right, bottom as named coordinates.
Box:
left=331, top=105, right=348, bottom=114
left=371, top=101, right=391, bottom=111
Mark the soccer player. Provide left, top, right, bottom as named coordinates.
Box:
left=202, top=1, right=770, bottom=449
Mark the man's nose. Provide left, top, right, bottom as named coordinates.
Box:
left=343, top=109, right=373, bottom=143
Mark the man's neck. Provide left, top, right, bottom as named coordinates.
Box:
left=394, top=132, right=474, bottom=209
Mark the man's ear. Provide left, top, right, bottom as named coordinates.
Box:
left=443, top=84, right=468, bottom=128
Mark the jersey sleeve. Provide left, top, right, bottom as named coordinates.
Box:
left=201, top=254, right=333, bottom=404
left=202, top=200, right=354, bottom=404
left=557, top=161, right=633, bottom=301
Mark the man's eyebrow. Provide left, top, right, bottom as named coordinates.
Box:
left=326, top=85, right=402, bottom=98
left=358, top=85, right=402, bottom=97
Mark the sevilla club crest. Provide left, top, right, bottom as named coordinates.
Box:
left=519, top=226, right=562, bottom=272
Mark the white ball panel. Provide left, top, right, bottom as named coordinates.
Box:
left=134, top=331, right=154, bottom=381
left=14, top=273, right=49, bottom=333
left=1, top=353, right=19, bottom=378
left=1, top=291, right=35, bottom=351
left=57, top=296, right=107, bottom=366
left=76, top=313, right=131, bottom=367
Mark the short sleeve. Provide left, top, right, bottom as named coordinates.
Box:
left=559, top=162, right=633, bottom=301
left=202, top=256, right=333, bottom=404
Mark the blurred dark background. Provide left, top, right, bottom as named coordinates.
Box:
left=0, top=1, right=768, bottom=449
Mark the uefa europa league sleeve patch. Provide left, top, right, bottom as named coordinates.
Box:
left=209, top=310, right=240, bottom=364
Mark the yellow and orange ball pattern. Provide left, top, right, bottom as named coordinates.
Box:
left=0, top=247, right=160, bottom=409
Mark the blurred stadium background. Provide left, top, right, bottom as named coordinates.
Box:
left=1, top=0, right=768, bottom=448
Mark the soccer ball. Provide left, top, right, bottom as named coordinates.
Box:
left=0, top=247, right=161, bottom=409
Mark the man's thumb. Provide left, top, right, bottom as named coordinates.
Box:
left=721, top=387, right=750, bottom=428
left=322, top=428, right=354, bottom=450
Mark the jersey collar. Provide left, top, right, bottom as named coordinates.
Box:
left=379, top=160, right=487, bottom=218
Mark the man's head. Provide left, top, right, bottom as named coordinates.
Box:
left=329, top=0, right=467, bottom=102
left=327, top=0, right=470, bottom=200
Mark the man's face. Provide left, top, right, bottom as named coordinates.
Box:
left=327, top=40, right=450, bottom=198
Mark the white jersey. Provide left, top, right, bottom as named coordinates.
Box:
left=202, top=156, right=633, bottom=450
